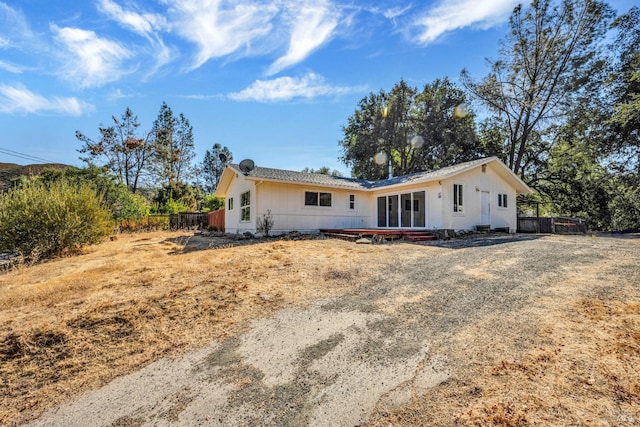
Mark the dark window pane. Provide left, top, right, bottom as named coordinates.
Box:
left=388, top=195, right=398, bottom=227
left=377, top=197, right=386, bottom=227
left=319, top=192, right=332, bottom=207
left=453, top=184, right=458, bottom=212
left=241, top=191, right=250, bottom=207
left=305, top=191, right=318, bottom=206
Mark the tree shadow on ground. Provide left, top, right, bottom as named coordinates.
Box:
left=419, top=233, right=544, bottom=249
left=595, top=232, right=640, bottom=239
left=163, top=232, right=320, bottom=254
left=163, top=231, right=549, bottom=253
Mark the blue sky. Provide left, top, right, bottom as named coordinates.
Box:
left=0, top=0, right=633, bottom=176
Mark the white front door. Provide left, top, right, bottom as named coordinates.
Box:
left=481, top=191, right=490, bottom=224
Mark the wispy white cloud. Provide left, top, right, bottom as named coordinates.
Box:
left=107, top=88, right=135, bottom=101
left=165, top=0, right=278, bottom=70
left=267, top=1, right=340, bottom=75
left=413, top=0, right=518, bottom=44
left=0, top=35, right=10, bottom=48
left=0, top=2, right=34, bottom=49
left=97, top=0, right=167, bottom=36
left=383, top=5, right=412, bottom=20
left=0, top=60, right=25, bottom=73
left=0, top=84, right=94, bottom=115
left=228, top=72, right=360, bottom=102
left=179, top=93, right=225, bottom=100
left=97, top=0, right=172, bottom=73
left=50, top=24, right=133, bottom=88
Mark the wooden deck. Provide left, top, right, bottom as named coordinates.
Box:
left=319, top=228, right=437, bottom=242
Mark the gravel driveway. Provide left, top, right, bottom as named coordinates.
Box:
left=28, top=233, right=640, bottom=426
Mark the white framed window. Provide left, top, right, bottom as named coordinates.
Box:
left=240, top=191, right=250, bottom=222
left=349, top=194, right=355, bottom=210
left=498, top=193, right=508, bottom=208
left=305, top=191, right=332, bottom=207
left=228, top=197, right=234, bottom=210
left=453, top=183, right=464, bottom=213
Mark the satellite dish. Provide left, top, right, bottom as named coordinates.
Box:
left=239, top=159, right=255, bottom=175
left=218, top=153, right=228, bottom=163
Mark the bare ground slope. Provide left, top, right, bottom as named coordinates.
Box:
left=1, top=232, right=638, bottom=426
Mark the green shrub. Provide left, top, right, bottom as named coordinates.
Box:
left=109, top=188, right=150, bottom=221
left=152, top=198, right=192, bottom=215
left=152, top=183, right=199, bottom=213
left=0, top=179, right=113, bottom=261
left=201, top=194, right=224, bottom=212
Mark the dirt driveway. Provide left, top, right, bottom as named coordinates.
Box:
left=18, top=233, right=640, bottom=426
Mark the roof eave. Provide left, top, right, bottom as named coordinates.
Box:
left=214, top=166, right=237, bottom=197
left=244, top=175, right=367, bottom=191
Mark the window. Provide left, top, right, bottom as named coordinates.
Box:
left=228, top=197, right=234, bottom=210
left=453, top=184, right=464, bottom=213
left=305, top=191, right=332, bottom=207
left=349, top=194, right=355, bottom=210
left=498, top=193, right=508, bottom=208
left=240, top=191, right=250, bottom=221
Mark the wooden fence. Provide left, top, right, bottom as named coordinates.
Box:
left=207, top=209, right=225, bottom=232
left=518, top=216, right=587, bottom=234
left=169, top=212, right=209, bottom=230
left=117, top=214, right=169, bottom=232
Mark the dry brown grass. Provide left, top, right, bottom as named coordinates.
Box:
left=2, top=232, right=639, bottom=426
left=0, top=231, right=399, bottom=426
left=366, top=243, right=640, bottom=427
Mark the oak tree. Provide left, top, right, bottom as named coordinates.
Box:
left=340, top=78, right=479, bottom=180
left=462, top=0, right=614, bottom=177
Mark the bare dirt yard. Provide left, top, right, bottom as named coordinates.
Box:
left=1, top=231, right=639, bottom=426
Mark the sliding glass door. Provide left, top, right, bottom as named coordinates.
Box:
left=377, top=191, right=425, bottom=228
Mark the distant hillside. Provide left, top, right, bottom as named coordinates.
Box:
left=0, top=163, right=70, bottom=192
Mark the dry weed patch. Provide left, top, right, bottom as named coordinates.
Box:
left=0, top=231, right=406, bottom=425
left=366, top=248, right=640, bottom=427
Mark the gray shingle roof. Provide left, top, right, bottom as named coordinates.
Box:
left=228, top=157, right=502, bottom=190
left=228, top=164, right=373, bottom=189
left=368, top=157, right=496, bottom=188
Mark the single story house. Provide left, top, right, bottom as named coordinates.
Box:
left=215, top=157, right=532, bottom=235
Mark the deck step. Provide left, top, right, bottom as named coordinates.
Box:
left=320, top=229, right=438, bottom=243
left=402, top=231, right=437, bottom=242
left=321, top=232, right=359, bottom=242
left=409, top=236, right=437, bottom=242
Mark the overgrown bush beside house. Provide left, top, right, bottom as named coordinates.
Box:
left=0, top=179, right=113, bottom=262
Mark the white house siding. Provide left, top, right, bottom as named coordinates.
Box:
left=254, top=182, right=371, bottom=234
left=440, top=164, right=518, bottom=232
left=224, top=172, right=257, bottom=234
left=219, top=158, right=527, bottom=235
